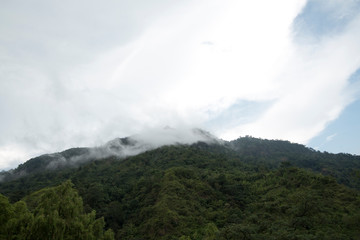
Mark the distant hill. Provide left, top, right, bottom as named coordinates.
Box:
left=1, top=132, right=360, bottom=239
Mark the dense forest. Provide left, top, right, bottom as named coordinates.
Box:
left=0, top=181, right=114, bottom=239
left=1, top=136, right=360, bottom=239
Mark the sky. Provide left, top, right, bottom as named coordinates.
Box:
left=1, top=0, right=360, bottom=170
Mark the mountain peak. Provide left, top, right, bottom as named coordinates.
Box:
left=0, top=128, right=220, bottom=181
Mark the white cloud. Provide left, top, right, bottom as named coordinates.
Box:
left=221, top=11, right=360, bottom=143
left=326, top=133, right=337, bottom=142
left=0, top=145, right=33, bottom=170
left=2, top=0, right=360, bottom=169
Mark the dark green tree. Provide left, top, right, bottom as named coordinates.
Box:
left=1, top=181, right=114, bottom=240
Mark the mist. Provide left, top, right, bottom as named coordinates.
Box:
left=72, top=127, right=221, bottom=164
left=0, top=127, right=221, bottom=181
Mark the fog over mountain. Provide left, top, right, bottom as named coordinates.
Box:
left=0, top=128, right=221, bottom=179
left=90, top=127, right=221, bottom=164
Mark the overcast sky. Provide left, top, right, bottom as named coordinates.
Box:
left=1, top=0, right=360, bottom=170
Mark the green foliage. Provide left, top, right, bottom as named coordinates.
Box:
left=238, top=167, right=360, bottom=239
left=0, top=181, right=114, bottom=240
left=228, top=136, right=360, bottom=189
left=1, top=141, right=360, bottom=239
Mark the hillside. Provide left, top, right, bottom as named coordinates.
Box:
left=227, top=137, right=360, bottom=189
left=1, top=136, right=360, bottom=239
left=0, top=128, right=219, bottom=182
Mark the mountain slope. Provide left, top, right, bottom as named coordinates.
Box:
left=227, top=136, right=360, bottom=189
left=1, top=134, right=360, bottom=239
left=1, top=141, right=360, bottom=239
left=1, top=135, right=360, bottom=193
left=0, top=128, right=220, bottom=182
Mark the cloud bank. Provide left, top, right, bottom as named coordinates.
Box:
left=1, top=0, right=360, bottom=169
left=221, top=1, right=360, bottom=142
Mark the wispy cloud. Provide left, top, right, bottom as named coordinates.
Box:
left=1, top=0, right=360, bottom=169
left=221, top=1, right=360, bottom=143
left=326, top=133, right=337, bottom=142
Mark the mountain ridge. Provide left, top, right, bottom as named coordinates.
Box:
left=1, top=140, right=360, bottom=239
left=0, top=128, right=220, bottom=182
left=1, top=131, right=360, bottom=190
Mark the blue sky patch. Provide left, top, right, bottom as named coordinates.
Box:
left=308, top=99, right=360, bottom=154
left=205, top=100, right=273, bottom=133
left=293, top=0, right=360, bottom=42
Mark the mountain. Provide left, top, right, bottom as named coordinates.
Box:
left=226, top=137, right=360, bottom=189
left=0, top=128, right=219, bottom=182
left=1, top=131, right=360, bottom=239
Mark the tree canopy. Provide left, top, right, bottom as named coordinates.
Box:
left=1, top=139, right=360, bottom=239
left=0, top=181, right=114, bottom=240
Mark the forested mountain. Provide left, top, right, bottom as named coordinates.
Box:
left=227, top=137, right=360, bottom=189
left=0, top=128, right=218, bottom=183
left=1, top=135, right=360, bottom=239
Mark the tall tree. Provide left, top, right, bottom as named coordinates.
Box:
left=1, top=181, right=114, bottom=240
